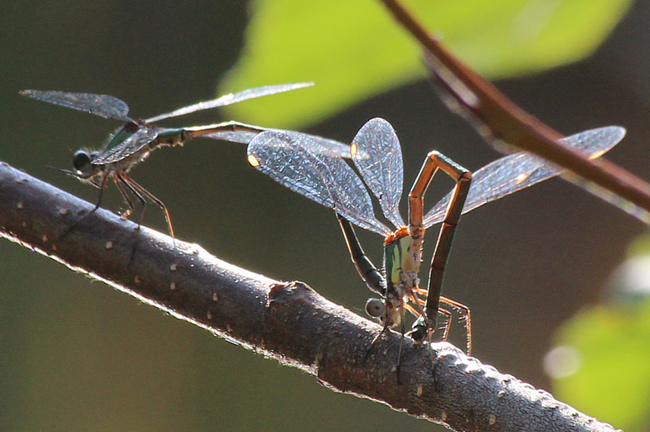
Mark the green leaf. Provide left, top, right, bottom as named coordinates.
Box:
left=219, top=0, right=633, bottom=128
left=551, top=300, right=650, bottom=430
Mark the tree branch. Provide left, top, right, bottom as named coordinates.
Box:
left=0, top=160, right=622, bottom=432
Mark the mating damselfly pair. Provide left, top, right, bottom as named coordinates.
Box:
left=22, top=84, right=625, bottom=371
left=246, top=118, right=624, bottom=365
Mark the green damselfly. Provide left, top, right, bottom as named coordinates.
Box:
left=21, top=83, right=350, bottom=238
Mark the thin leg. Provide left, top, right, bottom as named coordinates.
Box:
left=437, top=307, right=453, bottom=342
left=408, top=151, right=471, bottom=335
left=411, top=300, right=471, bottom=354
left=90, top=172, right=110, bottom=214
left=336, top=214, right=386, bottom=296
left=58, top=171, right=109, bottom=239
left=405, top=295, right=425, bottom=307
left=114, top=173, right=151, bottom=263
left=440, top=296, right=472, bottom=355
left=403, top=302, right=420, bottom=316
left=113, top=174, right=139, bottom=220
left=119, top=175, right=175, bottom=240
left=409, top=306, right=455, bottom=343
left=115, top=173, right=149, bottom=224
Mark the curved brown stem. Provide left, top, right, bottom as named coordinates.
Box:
left=380, top=0, right=650, bottom=222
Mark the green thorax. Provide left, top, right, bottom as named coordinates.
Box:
left=104, top=122, right=140, bottom=151
left=104, top=122, right=185, bottom=153
left=384, top=232, right=414, bottom=291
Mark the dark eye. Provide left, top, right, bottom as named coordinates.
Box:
left=72, top=150, right=91, bottom=171
left=365, top=298, right=386, bottom=318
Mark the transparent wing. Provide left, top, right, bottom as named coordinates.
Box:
left=207, top=129, right=354, bottom=158
left=145, top=83, right=314, bottom=123
left=20, top=90, right=132, bottom=121
left=248, top=130, right=391, bottom=236
left=351, top=118, right=405, bottom=229
left=423, top=126, right=626, bottom=227
left=92, top=127, right=159, bottom=165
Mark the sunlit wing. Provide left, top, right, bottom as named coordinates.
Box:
left=144, top=83, right=314, bottom=123
left=248, top=130, right=392, bottom=236
left=20, top=90, right=132, bottom=122
left=423, top=126, right=626, bottom=227
left=207, top=129, right=354, bottom=158
left=91, top=127, right=159, bottom=165
left=351, top=118, right=405, bottom=229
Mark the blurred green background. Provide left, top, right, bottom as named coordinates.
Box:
left=2, top=0, right=650, bottom=431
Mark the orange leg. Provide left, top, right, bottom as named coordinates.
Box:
left=408, top=151, right=471, bottom=343
left=437, top=307, right=453, bottom=342
left=440, top=296, right=472, bottom=355
left=404, top=303, right=420, bottom=316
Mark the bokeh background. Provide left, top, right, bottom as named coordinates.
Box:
left=2, top=0, right=650, bottom=431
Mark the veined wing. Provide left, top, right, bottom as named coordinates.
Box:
left=20, top=90, right=132, bottom=122
left=248, top=130, right=392, bottom=236
left=423, top=126, right=626, bottom=227
left=351, top=118, right=405, bottom=229
left=92, top=127, right=159, bottom=165
left=207, top=129, right=354, bottom=158
left=145, top=83, right=314, bottom=123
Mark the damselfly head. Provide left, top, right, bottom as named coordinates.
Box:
left=365, top=297, right=386, bottom=318
left=72, top=150, right=92, bottom=172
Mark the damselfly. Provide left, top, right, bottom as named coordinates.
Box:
left=21, top=83, right=350, bottom=238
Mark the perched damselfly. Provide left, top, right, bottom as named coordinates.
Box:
left=247, top=117, right=625, bottom=372
left=21, top=83, right=350, bottom=238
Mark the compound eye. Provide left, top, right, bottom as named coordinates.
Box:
left=365, top=298, right=386, bottom=318
left=72, top=150, right=91, bottom=171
